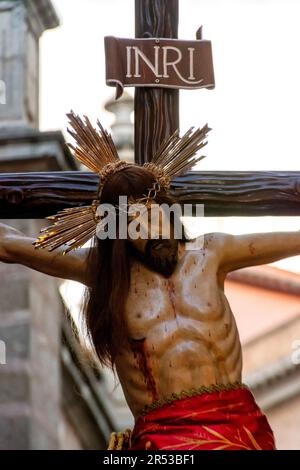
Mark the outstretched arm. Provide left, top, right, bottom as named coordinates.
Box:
left=0, top=222, right=93, bottom=286
left=217, top=231, right=300, bottom=273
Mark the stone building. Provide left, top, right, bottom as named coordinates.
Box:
left=0, top=0, right=115, bottom=449
left=226, top=266, right=300, bottom=450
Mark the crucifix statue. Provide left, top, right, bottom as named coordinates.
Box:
left=0, top=0, right=299, bottom=451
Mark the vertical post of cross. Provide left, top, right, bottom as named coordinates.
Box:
left=134, top=0, right=179, bottom=164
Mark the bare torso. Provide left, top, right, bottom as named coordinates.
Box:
left=115, top=236, right=242, bottom=419
left=1, top=224, right=299, bottom=421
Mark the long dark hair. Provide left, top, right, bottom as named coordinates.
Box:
left=82, top=165, right=188, bottom=367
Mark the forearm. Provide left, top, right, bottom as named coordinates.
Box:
left=220, top=231, right=300, bottom=272
left=2, top=233, right=61, bottom=273
left=0, top=231, right=90, bottom=284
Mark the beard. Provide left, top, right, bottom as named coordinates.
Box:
left=128, top=239, right=179, bottom=277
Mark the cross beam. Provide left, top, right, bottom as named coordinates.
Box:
left=0, top=1, right=299, bottom=220
left=1, top=171, right=300, bottom=218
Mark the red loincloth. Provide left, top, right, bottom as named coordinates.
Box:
left=129, top=385, right=276, bottom=450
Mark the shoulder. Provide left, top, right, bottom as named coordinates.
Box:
left=185, top=232, right=232, bottom=253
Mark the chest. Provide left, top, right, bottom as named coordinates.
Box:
left=125, top=251, right=222, bottom=338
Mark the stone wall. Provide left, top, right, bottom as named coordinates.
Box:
left=0, top=219, right=61, bottom=449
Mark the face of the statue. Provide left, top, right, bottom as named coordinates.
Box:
left=129, top=238, right=179, bottom=277
left=127, top=205, right=180, bottom=277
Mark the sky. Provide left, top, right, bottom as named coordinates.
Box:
left=40, top=0, right=300, bottom=272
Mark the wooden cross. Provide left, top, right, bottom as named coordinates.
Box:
left=1, top=0, right=300, bottom=219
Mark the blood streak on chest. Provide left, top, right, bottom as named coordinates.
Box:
left=129, top=337, right=158, bottom=401
left=166, top=279, right=176, bottom=318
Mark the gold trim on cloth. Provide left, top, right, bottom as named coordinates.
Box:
left=140, top=381, right=248, bottom=416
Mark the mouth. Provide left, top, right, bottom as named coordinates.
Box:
left=129, top=238, right=179, bottom=277
left=145, top=239, right=179, bottom=277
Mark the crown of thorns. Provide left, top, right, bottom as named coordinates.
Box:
left=33, top=111, right=210, bottom=254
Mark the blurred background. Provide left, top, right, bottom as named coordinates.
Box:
left=0, top=0, right=300, bottom=449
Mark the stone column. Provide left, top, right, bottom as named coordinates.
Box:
left=104, top=91, right=134, bottom=163
left=0, top=0, right=62, bottom=450
left=0, top=0, right=59, bottom=129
